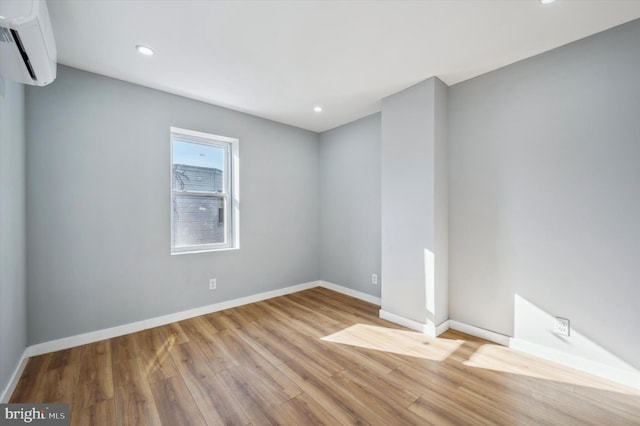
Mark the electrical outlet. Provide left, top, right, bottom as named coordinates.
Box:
left=553, top=317, right=570, bottom=336
left=372, top=274, right=378, bottom=285
left=209, top=278, right=217, bottom=290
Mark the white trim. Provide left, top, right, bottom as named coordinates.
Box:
left=378, top=309, right=437, bottom=336
left=509, top=338, right=640, bottom=391
left=438, top=320, right=640, bottom=390
left=435, top=319, right=451, bottom=336
left=170, top=126, right=238, bottom=144
left=378, top=310, right=451, bottom=337
left=9, top=282, right=638, bottom=394
left=319, top=281, right=381, bottom=305
left=0, top=349, right=29, bottom=403
left=170, top=126, right=240, bottom=254
left=170, top=246, right=240, bottom=256
left=26, top=281, right=320, bottom=357
left=24, top=280, right=383, bottom=358
left=230, top=132, right=240, bottom=250
left=448, top=320, right=511, bottom=346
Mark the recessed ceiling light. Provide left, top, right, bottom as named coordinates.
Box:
left=540, top=0, right=556, bottom=4
left=136, top=45, right=155, bottom=56
left=314, top=106, right=323, bottom=113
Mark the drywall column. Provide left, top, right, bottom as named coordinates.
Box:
left=380, top=77, right=448, bottom=336
left=0, top=77, right=27, bottom=401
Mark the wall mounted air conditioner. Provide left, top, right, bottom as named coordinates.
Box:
left=0, top=0, right=57, bottom=86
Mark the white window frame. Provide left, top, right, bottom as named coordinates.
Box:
left=170, top=126, right=239, bottom=254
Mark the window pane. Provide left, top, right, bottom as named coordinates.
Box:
left=172, top=164, right=223, bottom=192
left=172, top=140, right=224, bottom=192
left=172, top=195, right=225, bottom=247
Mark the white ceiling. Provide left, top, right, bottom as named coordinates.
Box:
left=48, top=0, right=640, bottom=133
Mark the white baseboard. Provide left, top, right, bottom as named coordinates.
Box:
left=12, top=280, right=638, bottom=394
left=378, top=310, right=450, bottom=337
left=435, top=319, right=451, bottom=336
left=446, top=320, right=640, bottom=391
left=25, top=279, right=382, bottom=359
left=448, top=320, right=511, bottom=346
left=26, top=280, right=321, bottom=357
left=509, top=338, right=640, bottom=391
left=379, top=309, right=447, bottom=337
left=0, top=349, right=29, bottom=403
left=319, top=281, right=381, bottom=305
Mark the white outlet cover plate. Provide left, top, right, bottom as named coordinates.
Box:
left=553, top=317, right=570, bottom=336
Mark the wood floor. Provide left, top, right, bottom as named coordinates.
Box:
left=10, top=287, right=640, bottom=425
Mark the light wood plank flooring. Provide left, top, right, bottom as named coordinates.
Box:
left=10, top=287, right=640, bottom=425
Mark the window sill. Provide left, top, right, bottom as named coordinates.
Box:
left=171, top=246, right=239, bottom=256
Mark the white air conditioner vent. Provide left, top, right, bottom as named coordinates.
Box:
left=0, top=0, right=57, bottom=86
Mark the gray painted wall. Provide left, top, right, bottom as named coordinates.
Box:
left=319, top=113, right=381, bottom=297
left=380, top=77, right=448, bottom=329
left=0, top=78, right=27, bottom=397
left=26, top=66, right=320, bottom=344
left=449, top=19, right=640, bottom=369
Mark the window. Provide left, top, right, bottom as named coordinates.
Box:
left=170, top=127, right=239, bottom=254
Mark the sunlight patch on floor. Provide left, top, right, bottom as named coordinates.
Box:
left=323, top=324, right=640, bottom=397
left=145, top=333, right=176, bottom=376
left=321, top=324, right=463, bottom=361
left=464, top=343, right=640, bottom=396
